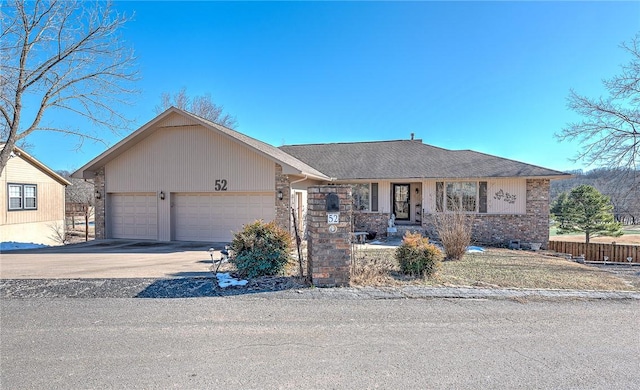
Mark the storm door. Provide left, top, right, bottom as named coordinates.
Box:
left=393, top=184, right=410, bottom=220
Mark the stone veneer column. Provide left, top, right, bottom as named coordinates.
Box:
left=93, top=167, right=106, bottom=240
left=274, top=164, right=291, bottom=232
left=307, top=185, right=352, bottom=287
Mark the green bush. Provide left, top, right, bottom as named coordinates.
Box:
left=395, top=231, right=443, bottom=278
left=230, top=220, right=292, bottom=278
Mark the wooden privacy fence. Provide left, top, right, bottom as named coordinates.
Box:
left=548, top=241, right=639, bottom=264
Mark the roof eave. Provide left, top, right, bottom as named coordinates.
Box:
left=71, top=107, right=183, bottom=178
left=11, top=146, right=71, bottom=186
left=179, top=111, right=332, bottom=181
left=331, top=173, right=574, bottom=181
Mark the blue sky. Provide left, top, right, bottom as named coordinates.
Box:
left=25, top=1, right=640, bottom=173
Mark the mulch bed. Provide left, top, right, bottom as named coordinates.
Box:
left=0, top=275, right=308, bottom=299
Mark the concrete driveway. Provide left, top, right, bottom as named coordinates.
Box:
left=0, top=240, right=226, bottom=279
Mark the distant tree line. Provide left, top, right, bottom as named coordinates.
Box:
left=550, top=169, right=640, bottom=225
left=57, top=170, right=94, bottom=207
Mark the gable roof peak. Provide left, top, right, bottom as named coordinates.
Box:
left=72, top=106, right=330, bottom=181
left=0, top=144, right=70, bottom=185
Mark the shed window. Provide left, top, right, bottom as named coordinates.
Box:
left=24, top=185, right=37, bottom=209
left=8, top=184, right=37, bottom=211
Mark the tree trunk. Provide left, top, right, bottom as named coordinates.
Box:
left=0, top=137, right=18, bottom=177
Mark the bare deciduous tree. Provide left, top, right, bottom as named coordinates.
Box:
left=0, top=0, right=138, bottom=176
left=57, top=170, right=94, bottom=206
left=48, top=221, right=69, bottom=245
left=556, top=33, right=640, bottom=172
left=550, top=168, right=640, bottom=225
left=155, top=87, right=237, bottom=129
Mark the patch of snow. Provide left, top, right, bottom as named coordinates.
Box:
left=466, top=246, right=485, bottom=253
left=215, top=272, right=248, bottom=288
left=1, top=242, right=49, bottom=251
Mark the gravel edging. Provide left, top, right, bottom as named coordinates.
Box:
left=1, top=277, right=639, bottom=300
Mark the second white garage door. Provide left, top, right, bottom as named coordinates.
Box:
left=173, top=193, right=275, bottom=242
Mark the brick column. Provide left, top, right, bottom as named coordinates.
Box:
left=307, top=185, right=352, bottom=287
left=275, top=164, right=291, bottom=232
left=93, top=167, right=106, bottom=239
left=526, top=179, right=551, bottom=248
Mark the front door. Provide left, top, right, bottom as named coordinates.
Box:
left=393, top=184, right=410, bottom=220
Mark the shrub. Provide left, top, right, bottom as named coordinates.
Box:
left=395, top=232, right=443, bottom=277
left=230, top=220, right=293, bottom=278
left=350, top=247, right=398, bottom=286
left=432, top=207, right=473, bottom=261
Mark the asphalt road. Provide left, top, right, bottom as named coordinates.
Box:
left=2, top=296, right=638, bottom=389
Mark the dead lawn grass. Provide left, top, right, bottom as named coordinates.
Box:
left=549, top=225, right=640, bottom=245
left=549, top=234, right=640, bottom=245
left=350, top=247, right=639, bottom=291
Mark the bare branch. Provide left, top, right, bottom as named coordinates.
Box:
left=154, top=87, right=238, bottom=129
left=556, top=33, right=640, bottom=172
left=0, top=0, right=139, bottom=175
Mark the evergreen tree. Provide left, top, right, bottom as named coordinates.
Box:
left=551, top=185, right=623, bottom=244
left=550, top=192, right=572, bottom=230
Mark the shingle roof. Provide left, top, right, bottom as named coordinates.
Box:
left=279, top=140, right=569, bottom=180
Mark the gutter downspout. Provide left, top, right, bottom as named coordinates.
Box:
left=290, top=175, right=309, bottom=186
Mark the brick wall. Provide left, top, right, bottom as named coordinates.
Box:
left=307, top=185, right=352, bottom=287
left=353, top=212, right=390, bottom=238
left=94, top=167, right=106, bottom=239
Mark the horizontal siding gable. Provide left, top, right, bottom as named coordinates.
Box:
left=3, top=155, right=60, bottom=184
left=105, top=124, right=275, bottom=193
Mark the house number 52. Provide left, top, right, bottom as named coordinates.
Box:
left=214, top=179, right=228, bottom=191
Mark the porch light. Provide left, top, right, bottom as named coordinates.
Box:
left=159, top=191, right=165, bottom=200
left=277, top=190, right=283, bottom=200
left=95, top=190, right=102, bottom=200
left=415, top=188, right=419, bottom=194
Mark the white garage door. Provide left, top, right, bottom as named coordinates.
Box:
left=174, top=193, right=275, bottom=242
left=109, top=193, right=158, bottom=240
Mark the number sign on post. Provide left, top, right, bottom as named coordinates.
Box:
left=326, top=193, right=340, bottom=225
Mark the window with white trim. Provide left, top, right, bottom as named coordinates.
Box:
left=436, top=181, right=487, bottom=213
left=8, top=184, right=37, bottom=211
